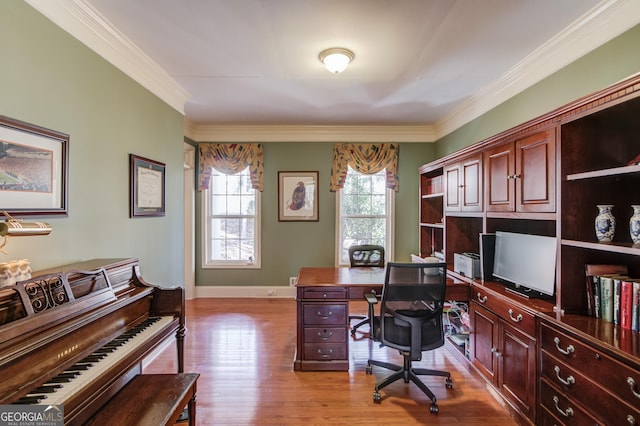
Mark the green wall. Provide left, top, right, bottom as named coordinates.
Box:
left=196, top=142, right=435, bottom=287
left=0, top=2, right=185, bottom=286
left=436, top=24, right=640, bottom=158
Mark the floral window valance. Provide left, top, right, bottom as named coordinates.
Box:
left=330, top=143, right=399, bottom=192
left=198, top=143, right=264, bottom=191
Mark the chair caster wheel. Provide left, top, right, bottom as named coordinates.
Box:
left=429, top=402, right=439, bottom=414
left=445, top=377, right=453, bottom=389
left=351, top=329, right=356, bottom=335
left=373, top=391, right=381, bottom=404
left=365, top=365, right=373, bottom=375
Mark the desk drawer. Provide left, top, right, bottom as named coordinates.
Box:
left=303, top=287, right=347, bottom=300
left=304, top=327, right=346, bottom=343
left=540, top=322, right=640, bottom=410
left=303, top=303, right=347, bottom=326
left=540, top=351, right=640, bottom=424
left=539, top=379, right=600, bottom=425
left=304, top=342, right=347, bottom=361
left=472, top=286, right=536, bottom=336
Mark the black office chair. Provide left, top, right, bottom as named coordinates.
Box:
left=365, top=262, right=452, bottom=415
left=348, top=244, right=385, bottom=336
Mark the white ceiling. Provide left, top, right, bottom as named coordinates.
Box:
left=27, top=0, right=640, bottom=140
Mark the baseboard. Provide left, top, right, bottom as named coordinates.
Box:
left=194, top=286, right=296, bottom=298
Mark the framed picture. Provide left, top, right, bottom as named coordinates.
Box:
left=278, top=171, right=318, bottom=222
left=0, top=115, right=69, bottom=217
left=129, top=154, right=165, bottom=217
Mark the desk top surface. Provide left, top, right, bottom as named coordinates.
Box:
left=297, top=267, right=385, bottom=287
left=296, top=266, right=468, bottom=288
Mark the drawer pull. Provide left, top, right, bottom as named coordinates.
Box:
left=552, top=396, right=574, bottom=418
left=317, top=348, right=333, bottom=358
left=476, top=292, right=487, bottom=303
left=553, top=337, right=575, bottom=356
left=553, top=366, right=575, bottom=386
left=627, top=415, right=636, bottom=425
left=317, top=311, right=333, bottom=319
left=508, top=309, right=523, bottom=323
left=317, top=330, right=333, bottom=340
left=627, top=377, right=640, bottom=399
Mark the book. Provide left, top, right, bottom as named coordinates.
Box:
left=620, top=279, right=634, bottom=330
left=600, top=276, right=614, bottom=323
left=585, top=264, right=628, bottom=319
left=632, top=281, right=640, bottom=332
left=613, top=277, right=622, bottom=325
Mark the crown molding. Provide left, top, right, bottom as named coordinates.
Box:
left=183, top=121, right=435, bottom=143
left=25, top=0, right=189, bottom=114
left=434, top=0, right=640, bottom=139
left=27, top=0, right=640, bottom=142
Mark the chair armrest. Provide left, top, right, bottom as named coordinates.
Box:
left=364, top=293, right=379, bottom=304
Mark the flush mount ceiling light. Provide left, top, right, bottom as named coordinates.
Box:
left=319, top=48, right=354, bottom=74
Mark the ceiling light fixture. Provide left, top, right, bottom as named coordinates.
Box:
left=319, top=48, right=354, bottom=74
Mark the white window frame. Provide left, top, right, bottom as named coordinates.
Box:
left=335, top=168, right=395, bottom=266
left=201, top=167, right=261, bottom=269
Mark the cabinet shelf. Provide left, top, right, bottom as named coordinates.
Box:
left=420, top=222, right=444, bottom=229
left=422, top=192, right=444, bottom=199
left=566, top=164, right=640, bottom=181
left=561, top=239, right=640, bottom=255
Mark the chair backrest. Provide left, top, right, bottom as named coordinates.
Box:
left=378, top=262, right=447, bottom=360
left=348, top=244, right=385, bottom=267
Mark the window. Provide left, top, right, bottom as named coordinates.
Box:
left=337, top=167, right=394, bottom=265
left=202, top=166, right=261, bottom=268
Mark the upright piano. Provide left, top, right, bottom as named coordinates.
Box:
left=0, top=258, right=185, bottom=425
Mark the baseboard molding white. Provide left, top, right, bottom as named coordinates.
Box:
left=194, top=286, right=296, bottom=298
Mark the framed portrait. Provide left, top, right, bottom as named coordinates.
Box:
left=278, top=171, right=318, bottom=222
left=130, top=154, right=165, bottom=217
left=0, top=115, right=69, bottom=217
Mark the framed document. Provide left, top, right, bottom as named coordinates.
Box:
left=129, top=154, right=165, bottom=217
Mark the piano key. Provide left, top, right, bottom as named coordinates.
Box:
left=39, top=316, right=174, bottom=405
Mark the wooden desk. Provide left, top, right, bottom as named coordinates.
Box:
left=294, top=267, right=469, bottom=371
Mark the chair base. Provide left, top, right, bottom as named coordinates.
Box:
left=366, top=355, right=452, bottom=415
left=350, top=317, right=370, bottom=335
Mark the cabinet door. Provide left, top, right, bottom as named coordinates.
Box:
left=461, top=154, right=483, bottom=212
left=445, top=154, right=483, bottom=212
left=470, top=302, right=498, bottom=383
left=515, top=130, right=556, bottom=213
left=444, top=163, right=460, bottom=211
left=485, top=143, right=515, bottom=212
left=499, top=320, right=537, bottom=422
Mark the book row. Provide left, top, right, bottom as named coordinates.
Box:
left=585, top=264, right=640, bottom=331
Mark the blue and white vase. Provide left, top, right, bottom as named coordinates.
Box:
left=595, top=205, right=615, bottom=243
left=630, top=205, right=640, bottom=245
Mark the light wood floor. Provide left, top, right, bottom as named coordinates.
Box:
left=144, top=298, right=518, bottom=425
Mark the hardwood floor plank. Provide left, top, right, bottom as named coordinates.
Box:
left=145, top=299, right=517, bottom=425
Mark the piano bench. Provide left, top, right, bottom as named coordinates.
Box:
left=86, top=373, right=199, bottom=426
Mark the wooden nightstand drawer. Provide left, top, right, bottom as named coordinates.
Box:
left=472, top=285, right=536, bottom=336
left=303, top=342, right=347, bottom=361
left=540, top=322, right=640, bottom=411
left=303, top=303, right=347, bottom=326
left=303, top=287, right=347, bottom=300
left=304, top=327, right=346, bottom=343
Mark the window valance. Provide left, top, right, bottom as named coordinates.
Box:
left=198, top=143, right=264, bottom=191
left=330, top=143, right=399, bottom=192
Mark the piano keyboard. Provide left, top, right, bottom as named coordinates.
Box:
left=14, top=316, right=174, bottom=405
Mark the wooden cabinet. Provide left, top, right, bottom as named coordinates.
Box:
left=485, top=130, right=556, bottom=213
left=470, top=286, right=537, bottom=423
left=418, top=74, right=640, bottom=425
left=295, top=287, right=349, bottom=371
left=539, top=318, right=640, bottom=425
left=445, top=153, right=483, bottom=212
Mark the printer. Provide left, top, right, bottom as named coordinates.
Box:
left=453, top=252, right=481, bottom=279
